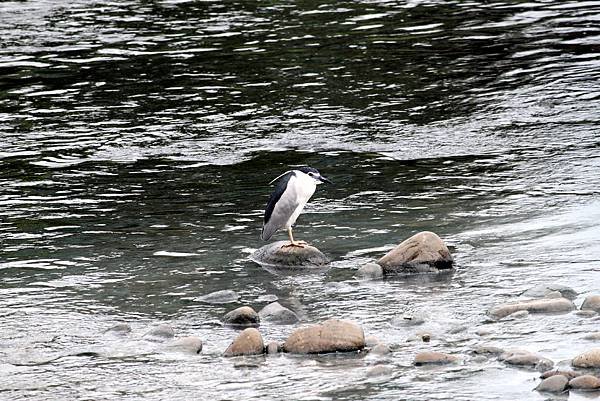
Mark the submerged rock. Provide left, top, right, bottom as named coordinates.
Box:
left=366, top=365, right=393, bottom=377
left=540, top=369, right=580, bottom=380
left=144, top=324, right=175, bottom=340
left=222, top=306, right=260, bottom=327
left=265, top=341, right=280, bottom=355
left=583, top=332, right=600, bottom=341
left=197, top=289, right=240, bottom=304
left=581, top=295, right=600, bottom=312
left=223, top=328, right=265, bottom=357
left=283, top=319, right=365, bottom=354
left=365, top=335, right=381, bottom=347
left=378, top=231, right=453, bottom=273
left=356, top=263, right=384, bottom=280
left=488, top=297, right=575, bottom=319
left=251, top=241, right=329, bottom=268
left=472, top=345, right=504, bottom=356
left=414, top=351, right=459, bottom=365
left=572, top=349, right=600, bottom=368
left=569, top=375, right=600, bottom=390
left=104, top=323, right=132, bottom=335
left=258, top=302, right=299, bottom=324
left=500, top=349, right=553, bottom=371
left=167, top=336, right=203, bottom=354
left=521, top=284, right=577, bottom=300
left=370, top=343, right=391, bottom=355
left=535, top=375, right=568, bottom=393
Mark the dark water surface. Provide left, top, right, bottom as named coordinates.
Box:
left=1, top=0, right=600, bottom=400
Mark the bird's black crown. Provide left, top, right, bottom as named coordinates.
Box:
left=297, top=166, right=320, bottom=175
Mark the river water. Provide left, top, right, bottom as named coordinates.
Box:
left=1, top=0, right=599, bottom=400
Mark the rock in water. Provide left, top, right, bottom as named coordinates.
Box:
left=144, top=324, right=175, bottom=340
left=223, top=328, right=265, bottom=357
left=251, top=241, right=329, bottom=268
left=283, top=319, right=365, bottom=354
left=377, top=231, right=453, bottom=273
left=581, top=295, right=600, bottom=312
left=521, top=284, right=577, bottom=300
left=258, top=302, right=299, bottom=324
left=569, top=375, right=600, bottom=390
left=222, top=306, right=260, bottom=327
left=535, top=375, right=568, bottom=393
left=488, top=297, right=575, bottom=319
left=414, top=351, right=459, bottom=365
left=572, top=349, right=600, bottom=368
left=500, top=349, right=554, bottom=371
left=356, top=263, right=384, bottom=280
left=104, top=323, right=132, bottom=335
left=167, top=336, right=203, bottom=354
left=196, top=289, right=240, bottom=304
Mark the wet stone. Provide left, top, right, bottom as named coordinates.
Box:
left=104, top=323, right=132, bottom=335
left=473, top=345, right=505, bottom=356
left=414, top=351, right=459, bottom=365
left=366, top=365, right=393, bottom=377
left=167, top=336, right=203, bottom=354
left=568, top=375, right=600, bottom=390
left=370, top=343, right=391, bottom=355
left=576, top=310, right=597, bottom=318
left=223, top=328, right=265, bottom=357
left=378, top=231, right=453, bottom=273
left=356, top=262, right=384, bottom=280
left=283, top=319, right=365, bottom=354
left=251, top=241, right=329, bottom=268
left=488, top=297, right=575, bottom=319
left=500, top=349, right=554, bottom=371
left=365, top=335, right=381, bottom=347
left=521, top=284, right=578, bottom=300
left=258, top=302, right=299, bottom=324
left=144, top=324, right=175, bottom=341
left=222, top=306, right=260, bottom=327
left=197, top=289, right=240, bottom=304
left=572, top=349, right=600, bottom=368
left=535, top=375, right=568, bottom=393
left=540, top=369, right=580, bottom=380
left=582, top=332, right=600, bottom=341
left=581, top=295, right=600, bottom=313
left=265, top=341, right=280, bottom=355
left=391, top=312, right=426, bottom=327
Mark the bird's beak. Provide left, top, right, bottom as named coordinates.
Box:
left=319, top=175, right=333, bottom=184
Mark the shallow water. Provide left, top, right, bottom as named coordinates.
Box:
left=1, top=0, right=600, bottom=400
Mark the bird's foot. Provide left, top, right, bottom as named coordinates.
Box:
left=282, top=240, right=307, bottom=248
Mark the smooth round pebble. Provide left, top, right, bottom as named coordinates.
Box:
left=569, top=375, right=600, bottom=390
left=414, top=351, right=459, bottom=365
left=167, top=336, right=203, bottom=354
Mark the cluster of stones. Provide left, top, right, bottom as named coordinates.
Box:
left=250, top=231, right=454, bottom=275
left=107, top=231, right=600, bottom=394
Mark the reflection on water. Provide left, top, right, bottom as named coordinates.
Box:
left=1, top=0, right=599, bottom=400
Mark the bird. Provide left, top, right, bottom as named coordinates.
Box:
left=261, top=166, right=332, bottom=247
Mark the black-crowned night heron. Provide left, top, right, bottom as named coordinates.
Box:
left=261, top=166, right=332, bottom=247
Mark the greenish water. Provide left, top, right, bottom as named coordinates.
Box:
left=1, top=1, right=599, bottom=400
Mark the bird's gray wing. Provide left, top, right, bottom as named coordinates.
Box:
left=261, top=172, right=297, bottom=241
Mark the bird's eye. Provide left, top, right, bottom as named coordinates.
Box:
left=308, top=172, right=314, bottom=176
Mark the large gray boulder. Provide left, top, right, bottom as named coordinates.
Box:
left=223, top=328, right=265, bottom=357
left=251, top=241, right=329, bottom=268
left=378, top=231, right=453, bottom=273
left=283, top=319, right=365, bottom=354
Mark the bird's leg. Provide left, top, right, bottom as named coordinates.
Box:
left=283, top=227, right=306, bottom=248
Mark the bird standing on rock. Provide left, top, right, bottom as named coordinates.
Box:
left=261, top=166, right=332, bottom=247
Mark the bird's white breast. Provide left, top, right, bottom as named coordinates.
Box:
left=283, top=171, right=316, bottom=228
